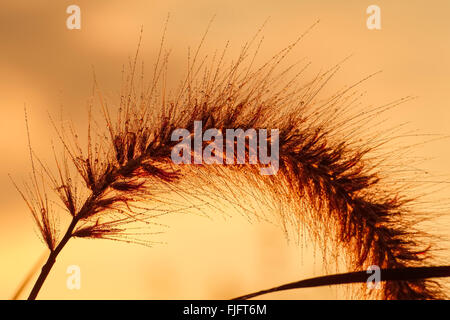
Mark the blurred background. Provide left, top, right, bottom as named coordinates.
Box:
left=0, top=0, right=449, bottom=299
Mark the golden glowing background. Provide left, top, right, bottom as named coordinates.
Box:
left=0, top=0, right=449, bottom=299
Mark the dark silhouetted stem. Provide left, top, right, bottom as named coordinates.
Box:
left=27, top=218, right=79, bottom=300
left=12, top=252, right=47, bottom=300
left=231, top=266, right=450, bottom=300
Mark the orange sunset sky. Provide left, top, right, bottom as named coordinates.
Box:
left=0, top=0, right=449, bottom=299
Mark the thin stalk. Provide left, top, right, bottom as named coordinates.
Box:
left=12, top=251, right=47, bottom=300
left=27, top=218, right=79, bottom=300
left=231, top=266, right=450, bottom=300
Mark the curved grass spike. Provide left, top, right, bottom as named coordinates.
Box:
left=14, top=21, right=449, bottom=299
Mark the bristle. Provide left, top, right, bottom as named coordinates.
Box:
left=17, top=29, right=448, bottom=300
